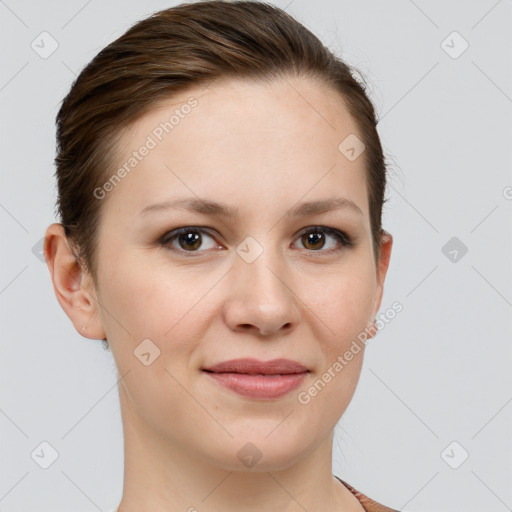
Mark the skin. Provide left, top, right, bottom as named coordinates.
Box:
left=45, top=76, right=392, bottom=512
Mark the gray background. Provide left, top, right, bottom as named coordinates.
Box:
left=1, top=0, right=511, bottom=511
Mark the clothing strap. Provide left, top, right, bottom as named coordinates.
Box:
left=335, top=476, right=400, bottom=512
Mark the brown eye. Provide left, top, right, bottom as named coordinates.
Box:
left=301, top=231, right=326, bottom=250
left=162, top=227, right=219, bottom=254
left=295, top=227, right=354, bottom=253
left=177, top=231, right=202, bottom=251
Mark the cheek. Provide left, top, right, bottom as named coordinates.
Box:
left=306, top=264, right=376, bottom=348
left=102, top=261, right=211, bottom=437
left=299, top=273, right=371, bottom=425
left=97, top=249, right=194, bottom=334
left=97, top=252, right=217, bottom=378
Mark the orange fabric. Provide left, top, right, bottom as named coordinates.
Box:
left=336, top=476, right=400, bottom=512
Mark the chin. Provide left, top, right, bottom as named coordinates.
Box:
left=201, top=429, right=314, bottom=473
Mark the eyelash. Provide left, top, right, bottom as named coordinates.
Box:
left=159, top=226, right=355, bottom=257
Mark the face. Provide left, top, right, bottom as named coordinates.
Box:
left=55, top=77, right=392, bottom=471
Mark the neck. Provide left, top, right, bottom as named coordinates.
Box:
left=116, top=387, right=363, bottom=512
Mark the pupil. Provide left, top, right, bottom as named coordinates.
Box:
left=305, top=232, right=324, bottom=249
left=181, top=232, right=200, bottom=250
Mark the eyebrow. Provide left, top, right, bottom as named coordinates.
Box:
left=138, top=196, right=363, bottom=218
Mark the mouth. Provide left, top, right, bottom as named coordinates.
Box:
left=202, top=358, right=309, bottom=399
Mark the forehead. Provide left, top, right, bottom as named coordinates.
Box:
left=167, top=76, right=359, bottom=139
left=103, top=76, right=369, bottom=221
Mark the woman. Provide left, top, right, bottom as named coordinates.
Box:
left=44, top=1, right=398, bottom=510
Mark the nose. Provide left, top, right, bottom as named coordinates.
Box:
left=222, top=250, right=301, bottom=337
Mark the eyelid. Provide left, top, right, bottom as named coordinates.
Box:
left=159, top=225, right=355, bottom=257
left=160, top=226, right=221, bottom=255
left=296, top=226, right=355, bottom=247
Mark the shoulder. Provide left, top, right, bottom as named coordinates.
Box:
left=336, top=476, right=402, bottom=512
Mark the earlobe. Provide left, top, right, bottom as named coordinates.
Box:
left=44, top=223, right=106, bottom=340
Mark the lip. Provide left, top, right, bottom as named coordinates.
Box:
left=202, top=358, right=309, bottom=399
left=203, top=358, right=309, bottom=375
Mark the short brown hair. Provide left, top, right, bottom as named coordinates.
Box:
left=54, top=0, right=387, bottom=283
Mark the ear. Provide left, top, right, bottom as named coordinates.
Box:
left=44, top=223, right=106, bottom=340
left=367, top=230, right=393, bottom=339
